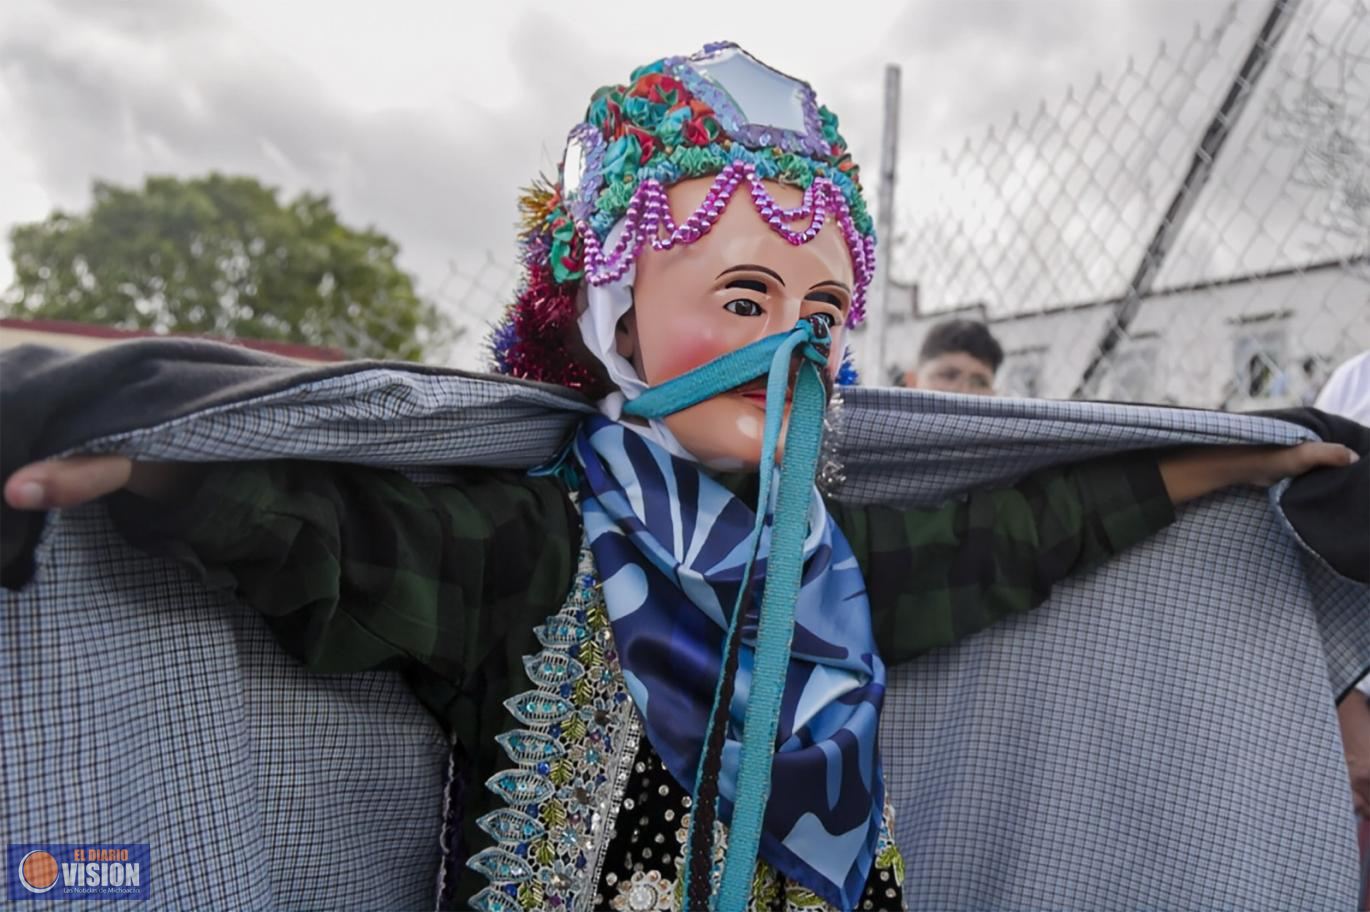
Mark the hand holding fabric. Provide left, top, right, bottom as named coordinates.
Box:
left=7, top=441, right=1355, bottom=514
left=1157, top=442, right=1358, bottom=504
left=4, top=456, right=188, bottom=510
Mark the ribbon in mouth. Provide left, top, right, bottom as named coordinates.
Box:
left=623, top=317, right=834, bottom=909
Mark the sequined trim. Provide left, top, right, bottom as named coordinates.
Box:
left=665, top=801, right=905, bottom=911
left=609, top=869, right=674, bottom=910
left=469, top=527, right=643, bottom=912
left=466, top=515, right=903, bottom=911
left=435, top=736, right=467, bottom=910
left=867, top=802, right=906, bottom=911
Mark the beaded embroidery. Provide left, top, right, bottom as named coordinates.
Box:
left=466, top=522, right=906, bottom=911
left=578, top=161, right=875, bottom=320
left=663, top=804, right=906, bottom=911
left=468, top=530, right=642, bottom=912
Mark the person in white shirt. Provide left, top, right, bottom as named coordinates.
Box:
left=1317, top=352, right=1370, bottom=824
left=1317, top=350, right=1370, bottom=425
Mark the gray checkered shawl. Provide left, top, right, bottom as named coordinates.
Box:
left=2, top=354, right=1366, bottom=910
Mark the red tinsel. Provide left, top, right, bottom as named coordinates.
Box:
left=502, top=262, right=609, bottom=397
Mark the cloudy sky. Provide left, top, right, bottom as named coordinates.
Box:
left=0, top=0, right=1241, bottom=360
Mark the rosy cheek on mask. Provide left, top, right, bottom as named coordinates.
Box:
left=644, top=326, right=738, bottom=384
left=649, top=322, right=845, bottom=389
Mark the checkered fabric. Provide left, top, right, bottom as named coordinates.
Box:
left=838, top=387, right=1368, bottom=697
left=2, top=369, right=1365, bottom=910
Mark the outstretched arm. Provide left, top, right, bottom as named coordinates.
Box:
left=839, top=441, right=1357, bottom=666
left=1157, top=442, right=1356, bottom=504
left=4, top=454, right=580, bottom=731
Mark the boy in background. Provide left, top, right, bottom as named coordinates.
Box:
left=903, top=318, right=1002, bottom=395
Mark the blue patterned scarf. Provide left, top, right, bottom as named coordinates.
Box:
left=573, top=415, right=886, bottom=908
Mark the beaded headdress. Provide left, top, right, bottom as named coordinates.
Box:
left=489, top=41, right=875, bottom=396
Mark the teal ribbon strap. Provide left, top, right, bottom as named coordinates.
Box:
left=623, top=330, right=793, bottom=421
left=624, top=318, right=833, bottom=910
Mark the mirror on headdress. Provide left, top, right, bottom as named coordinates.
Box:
left=561, top=126, right=597, bottom=221
left=688, top=44, right=810, bottom=134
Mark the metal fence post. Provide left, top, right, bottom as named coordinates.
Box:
left=866, top=64, right=902, bottom=384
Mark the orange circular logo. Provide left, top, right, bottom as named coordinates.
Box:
left=18, top=850, right=59, bottom=893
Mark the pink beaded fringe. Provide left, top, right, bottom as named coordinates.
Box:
left=579, top=162, right=874, bottom=324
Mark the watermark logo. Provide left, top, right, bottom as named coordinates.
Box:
left=7, top=845, right=150, bottom=902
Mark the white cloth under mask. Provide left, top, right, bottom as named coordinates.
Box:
left=576, top=223, right=701, bottom=463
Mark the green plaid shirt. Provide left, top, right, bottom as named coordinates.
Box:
left=116, top=455, right=1173, bottom=729
left=112, top=453, right=1172, bottom=893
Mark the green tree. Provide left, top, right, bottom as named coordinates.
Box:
left=3, top=173, right=451, bottom=361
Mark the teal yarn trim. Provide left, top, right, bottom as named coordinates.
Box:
left=624, top=319, right=832, bottom=909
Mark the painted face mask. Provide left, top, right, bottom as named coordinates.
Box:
left=481, top=43, right=887, bottom=912
left=490, top=41, right=872, bottom=405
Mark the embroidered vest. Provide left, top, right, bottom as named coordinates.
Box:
left=442, top=529, right=906, bottom=912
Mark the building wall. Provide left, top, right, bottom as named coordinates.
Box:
left=869, top=263, right=1370, bottom=408
left=1124, top=267, right=1370, bottom=409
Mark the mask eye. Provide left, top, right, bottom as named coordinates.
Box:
left=724, top=299, right=765, bottom=317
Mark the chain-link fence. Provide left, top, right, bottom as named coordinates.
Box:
left=409, top=253, right=519, bottom=368
left=65, top=0, right=1356, bottom=392
left=864, top=0, right=1370, bottom=408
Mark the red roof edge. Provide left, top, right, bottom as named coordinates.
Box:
left=0, top=317, right=351, bottom=362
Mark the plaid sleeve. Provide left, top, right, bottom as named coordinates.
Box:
left=836, top=455, right=1174, bottom=665
left=108, top=462, right=579, bottom=727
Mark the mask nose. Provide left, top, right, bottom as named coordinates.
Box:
left=804, top=314, right=832, bottom=358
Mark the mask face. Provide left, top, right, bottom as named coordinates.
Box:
left=615, top=176, right=854, bottom=469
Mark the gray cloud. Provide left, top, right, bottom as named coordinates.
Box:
left=0, top=1, right=623, bottom=298
left=875, top=0, right=1238, bottom=146
left=0, top=0, right=661, bottom=363
left=47, top=0, right=223, bottom=34
left=2, top=0, right=1301, bottom=368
